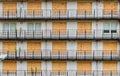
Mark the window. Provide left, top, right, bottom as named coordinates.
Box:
left=3, top=23, right=16, bottom=32
left=27, top=23, right=41, bottom=34
left=103, top=22, right=117, bottom=33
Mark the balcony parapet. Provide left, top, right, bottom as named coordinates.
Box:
left=0, top=9, right=120, bottom=20
left=2, top=50, right=120, bottom=61
left=0, top=30, right=120, bottom=40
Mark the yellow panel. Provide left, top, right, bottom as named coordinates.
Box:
left=104, top=2, right=118, bottom=14
left=77, top=41, right=92, bottom=54
left=77, top=61, right=92, bottom=73
left=27, top=61, right=41, bottom=72
left=52, top=2, right=66, bottom=14
left=27, top=41, right=41, bottom=54
left=52, top=61, right=66, bottom=72
left=27, top=2, right=41, bottom=14
left=78, top=21, right=92, bottom=34
left=78, top=2, right=92, bottom=14
left=52, top=22, right=66, bottom=34
left=52, top=41, right=66, bottom=54
left=3, top=41, right=16, bottom=54
left=103, top=61, right=117, bottom=73
left=3, top=61, right=17, bottom=72
left=103, top=41, right=117, bottom=54
left=3, top=2, right=17, bottom=14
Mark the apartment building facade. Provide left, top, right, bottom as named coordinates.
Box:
left=0, top=0, right=120, bottom=76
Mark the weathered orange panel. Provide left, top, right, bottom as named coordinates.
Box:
left=27, top=41, right=41, bottom=54
left=27, top=61, right=41, bottom=72
left=52, top=61, right=66, bottom=72
left=3, top=61, right=17, bottom=72
left=3, top=2, right=17, bottom=14
left=78, top=2, right=92, bottom=14
left=52, top=2, right=66, bottom=14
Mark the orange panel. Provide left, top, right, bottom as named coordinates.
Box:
left=27, top=2, right=41, bottom=14
left=3, top=61, right=17, bottom=72
left=104, top=2, right=118, bottom=14
left=52, top=2, right=66, bottom=14
left=77, top=41, right=92, bottom=54
left=52, top=22, right=66, bottom=34
left=3, top=2, right=17, bottom=14
left=77, top=61, right=92, bottom=73
left=78, top=2, right=92, bottom=14
left=52, top=61, right=66, bottom=72
left=103, top=41, right=117, bottom=54
left=78, top=22, right=92, bottom=34
left=3, top=41, right=16, bottom=54
left=27, top=41, right=41, bottom=54
left=103, top=61, right=117, bottom=73
left=27, top=61, right=41, bottom=72
left=52, top=41, right=66, bottom=54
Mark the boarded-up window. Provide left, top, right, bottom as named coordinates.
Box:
left=52, top=41, right=66, bottom=54
left=27, top=41, right=41, bottom=54
left=77, top=21, right=92, bottom=34
left=3, top=41, right=16, bottom=54
left=77, top=41, right=92, bottom=54
left=3, top=2, right=17, bottom=14
left=52, top=61, right=66, bottom=72
left=27, top=61, right=41, bottom=72
left=52, top=22, right=66, bottom=34
left=103, top=41, right=117, bottom=54
left=52, top=2, right=66, bottom=14
left=3, top=61, right=16, bottom=72
left=77, top=61, right=92, bottom=73
left=103, top=61, right=117, bottom=73
left=104, top=2, right=118, bottom=14
left=78, top=2, right=92, bottom=14
left=27, top=2, right=41, bottom=14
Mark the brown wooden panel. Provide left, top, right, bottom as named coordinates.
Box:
left=3, top=2, right=17, bottom=14
left=52, top=41, right=66, bottom=54
left=52, top=61, right=66, bottom=72
left=103, top=61, right=117, bottom=73
left=77, top=41, right=92, bottom=54
left=78, top=2, right=92, bottom=14
left=78, top=21, right=92, bottom=34
left=27, top=2, right=41, bottom=14
left=52, top=22, right=66, bottom=34
left=104, top=2, right=118, bottom=14
left=27, top=41, right=41, bottom=54
left=27, top=61, right=41, bottom=72
left=103, top=41, right=117, bottom=54
left=3, top=61, right=17, bottom=72
left=3, top=41, right=16, bottom=54
left=77, top=61, right=92, bottom=73
left=52, top=2, right=66, bottom=14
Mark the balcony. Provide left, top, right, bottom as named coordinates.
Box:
left=0, top=30, right=119, bottom=40
left=3, top=50, right=120, bottom=61
left=0, top=9, right=120, bottom=20
left=1, top=70, right=120, bottom=76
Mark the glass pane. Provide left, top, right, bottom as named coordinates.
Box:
left=10, top=23, right=16, bottom=32
left=111, top=23, right=117, bottom=30
left=103, top=23, right=110, bottom=33
left=104, top=23, right=110, bottom=30
left=28, top=23, right=34, bottom=33
left=3, top=23, right=9, bottom=32
left=35, top=23, right=41, bottom=32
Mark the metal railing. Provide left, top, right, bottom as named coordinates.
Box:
left=0, top=9, right=120, bottom=20
left=2, top=50, right=120, bottom=60
left=0, top=70, right=120, bottom=76
left=0, top=29, right=120, bottom=40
